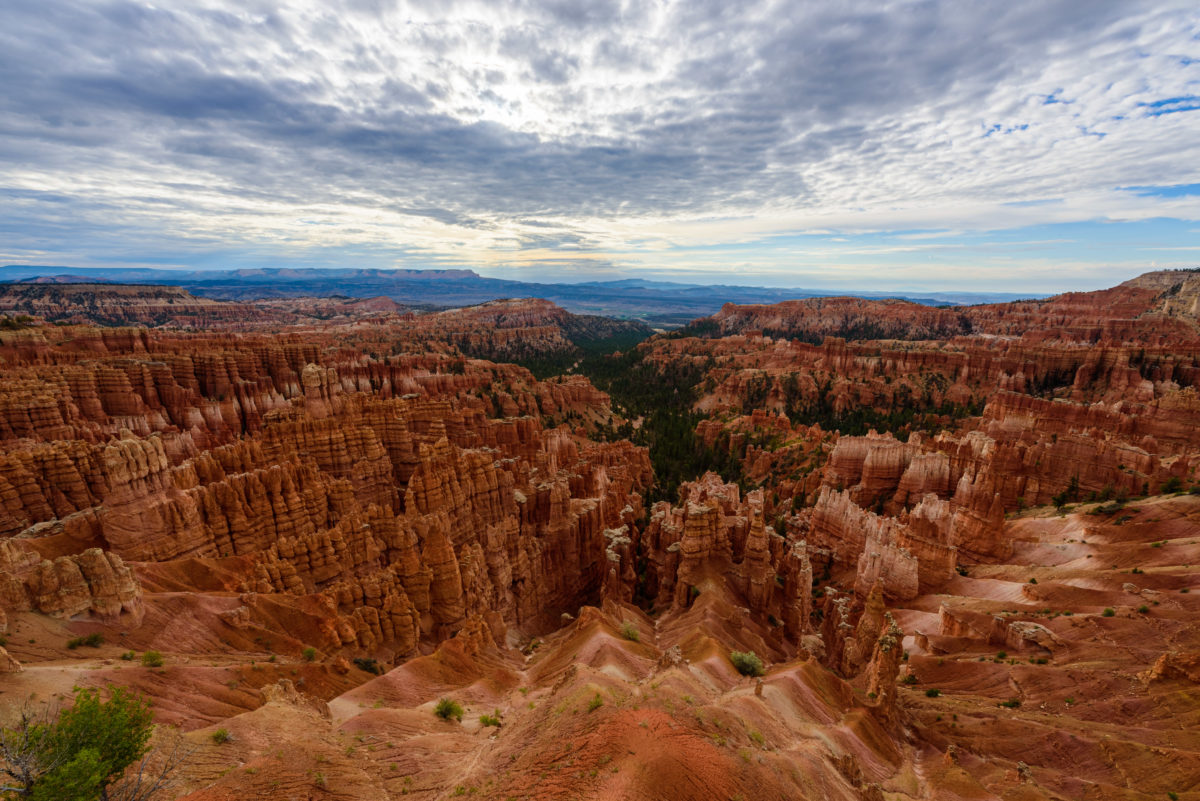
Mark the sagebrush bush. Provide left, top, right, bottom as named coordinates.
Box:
left=435, top=697, right=463, bottom=722
left=141, top=650, right=164, bottom=668
left=211, top=727, right=231, bottom=744
left=353, top=657, right=382, bottom=675
left=618, top=622, right=639, bottom=642
left=66, top=633, right=104, bottom=649
left=729, top=650, right=764, bottom=677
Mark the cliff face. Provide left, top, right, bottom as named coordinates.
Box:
left=709, top=297, right=973, bottom=341
left=0, top=283, right=286, bottom=328
left=0, top=542, right=143, bottom=628
left=0, top=317, right=649, bottom=663
left=636, top=270, right=1200, bottom=605
left=633, top=473, right=814, bottom=655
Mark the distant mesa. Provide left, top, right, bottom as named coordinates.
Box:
left=0, top=264, right=1039, bottom=329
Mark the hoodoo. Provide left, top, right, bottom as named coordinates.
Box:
left=1, top=270, right=1197, bottom=799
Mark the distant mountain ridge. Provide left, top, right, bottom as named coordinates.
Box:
left=0, top=265, right=1039, bottom=328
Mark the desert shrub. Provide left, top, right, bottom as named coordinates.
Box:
left=302, top=647, right=317, bottom=662
left=1161, top=476, right=1183, bottom=493
left=211, top=728, right=231, bottom=744
left=352, top=657, right=382, bottom=675
left=587, top=694, right=604, bottom=712
left=434, top=698, right=463, bottom=722
left=925, top=688, right=941, bottom=698
left=66, top=633, right=104, bottom=650
left=141, top=650, right=164, bottom=668
left=479, top=711, right=502, bottom=727
left=0, top=686, right=158, bottom=800
left=1102, top=608, right=1115, bottom=617
left=1137, top=605, right=1149, bottom=614
left=120, top=651, right=135, bottom=661
left=729, top=650, right=765, bottom=677
left=618, top=622, right=640, bottom=642
left=999, top=699, right=1021, bottom=708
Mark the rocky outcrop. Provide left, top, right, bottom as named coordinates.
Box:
left=805, top=487, right=957, bottom=601
left=708, top=297, right=972, bottom=341
left=0, top=283, right=285, bottom=328
left=0, top=543, right=143, bottom=624
left=0, top=646, right=20, bottom=673
left=865, top=612, right=905, bottom=722
left=0, top=312, right=651, bottom=662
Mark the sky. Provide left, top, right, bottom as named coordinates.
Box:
left=0, top=0, right=1198, bottom=293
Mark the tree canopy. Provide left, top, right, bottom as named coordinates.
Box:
left=1, top=686, right=155, bottom=801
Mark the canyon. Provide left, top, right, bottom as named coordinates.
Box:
left=0, top=269, right=1197, bottom=800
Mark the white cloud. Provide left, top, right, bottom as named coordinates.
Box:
left=0, top=0, right=1197, bottom=288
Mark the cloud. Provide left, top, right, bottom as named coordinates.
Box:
left=0, top=0, right=1198, bottom=289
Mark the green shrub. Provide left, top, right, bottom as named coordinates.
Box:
left=479, top=711, right=502, bottom=727
left=0, top=686, right=156, bottom=799
left=353, top=657, right=382, bottom=675
left=211, top=728, right=231, bottom=744
left=140, top=650, right=164, bottom=668
left=925, top=688, right=941, bottom=698
left=434, top=698, right=463, bottom=722
left=1137, top=605, right=1149, bottom=614
left=1102, top=608, right=1115, bottom=617
left=66, top=633, right=105, bottom=650
left=119, top=651, right=135, bottom=661
left=1161, top=476, right=1183, bottom=494
left=587, top=693, right=604, bottom=712
left=302, top=646, right=317, bottom=662
left=618, top=622, right=640, bottom=642
left=999, top=699, right=1021, bottom=708
left=729, top=650, right=765, bottom=677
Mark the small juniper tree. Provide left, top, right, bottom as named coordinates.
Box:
left=729, top=651, right=765, bottom=677
left=1, top=685, right=185, bottom=800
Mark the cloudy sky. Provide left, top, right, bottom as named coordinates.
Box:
left=1, top=0, right=1198, bottom=291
